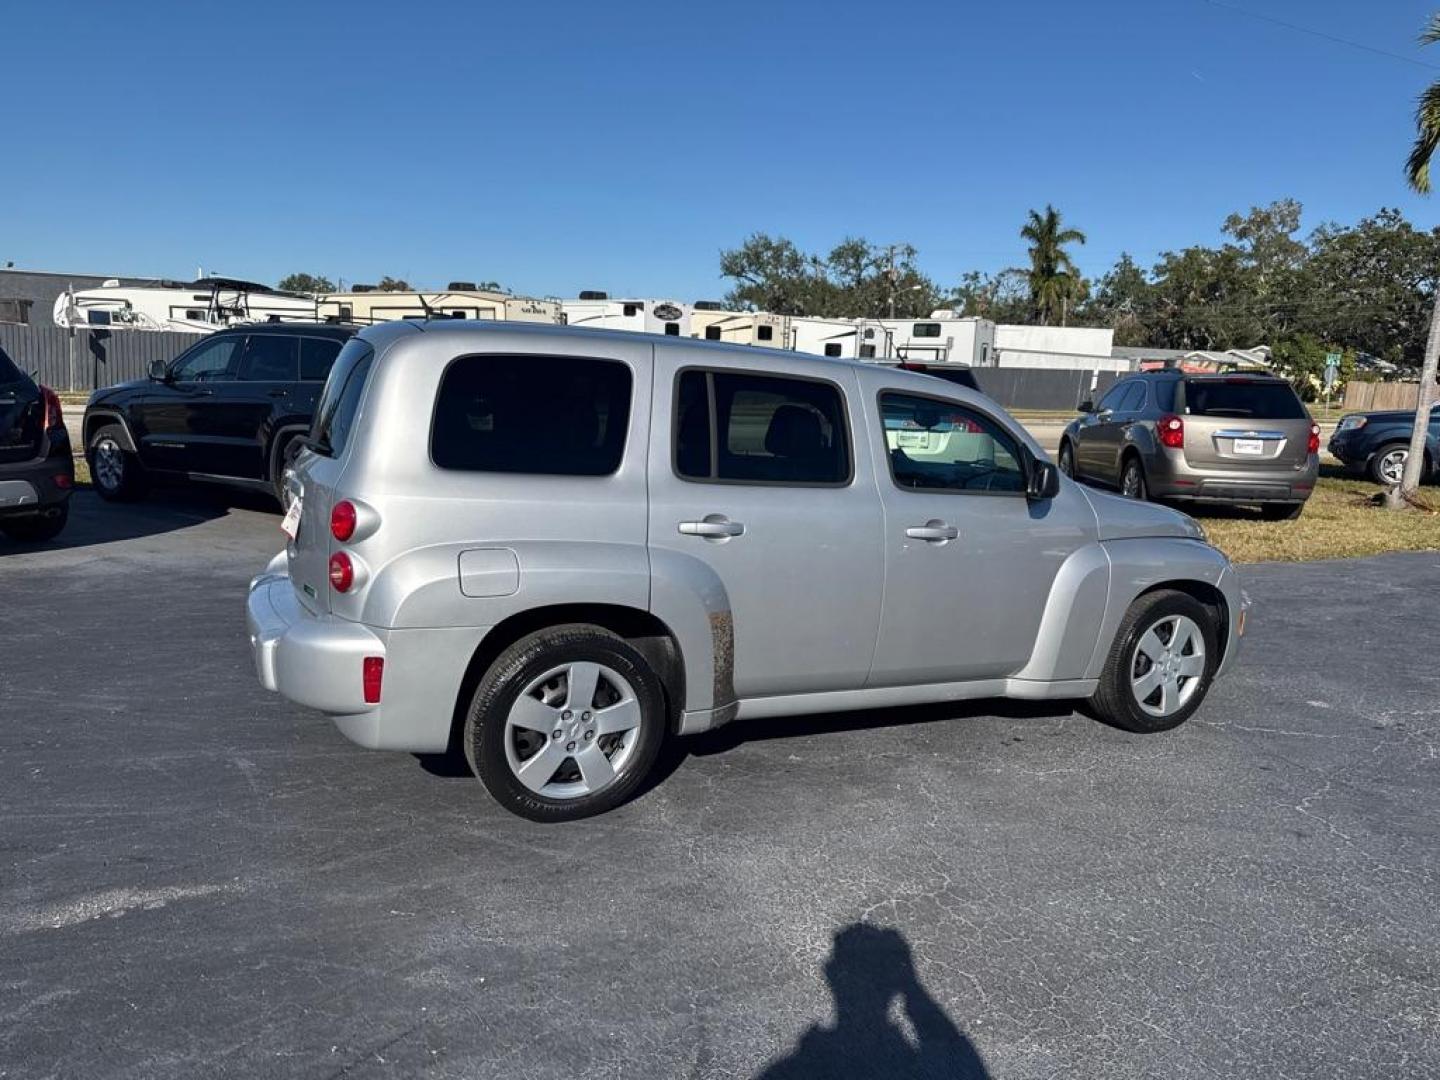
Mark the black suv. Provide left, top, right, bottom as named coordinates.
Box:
left=82, top=323, right=356, bottom=504
left=0, top=345, right=74, bottom=543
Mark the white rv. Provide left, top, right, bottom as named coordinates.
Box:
left=316, top=286, right=561, bottom=326
left=787, top=316, right=865, bottom=359
left=689, top=305, right=786, bottom=347
left=873, top=313, right=997, bottom=365
left=560, top=293, right=691, bottom=337
left=53, top=277, right=318, bottom=332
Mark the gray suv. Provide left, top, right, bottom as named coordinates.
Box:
left=247, top=322, right=1247, bottom=820
left=1059, top=372, right=1319, bottom=519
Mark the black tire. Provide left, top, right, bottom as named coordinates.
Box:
left=1120, top=454, right=1148, bottom=500
left=1057, top=440, right=1076, bottom=479
left=1088, top=589, right=1219, bottom=734
left=1, top=503, right=68, bottom=543
left=87, top=424, right=147, bottom=502
left=270, top=433, right=303, bottom=508
left=1260, top=502, right=1304, bottom=521
left=1367, top=442, right=1409, bottom=486
left=464, top=624, right=667, bottom=822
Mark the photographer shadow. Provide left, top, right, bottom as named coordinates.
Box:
left=757, top=923, right=989, bottom=1080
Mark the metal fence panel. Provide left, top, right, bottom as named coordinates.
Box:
left=971, top=367, right=1122, bottom=412
left=0, top=325, right=204, bottom=391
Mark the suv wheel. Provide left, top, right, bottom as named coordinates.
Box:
left=1, top=504, right=68, bottom=543
left=1369, top=443, right=1409, bottom=486
left=271, top=434, right=304, bottom=509
left=1260, top=502, right=1304, bottom=521
left=1057, top=441, right=1076, bottom=479
left=1120, top=456, right=1148, bottom=500
left=1089, top=589, right=1218, bottom=733
left=465, top=625, right=666, bottom=821
left=88, top=425, right=147, bottom=502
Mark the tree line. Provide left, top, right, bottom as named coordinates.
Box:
left=718, top=199, right=1440, bottom=383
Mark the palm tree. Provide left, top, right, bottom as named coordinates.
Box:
left=1020, top=205, right=1087, bottom=326
left=1398, top=12, right=1440, bottom=506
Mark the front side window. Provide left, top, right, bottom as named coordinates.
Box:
left=236, top=335, right=299, bottom=382
left=675, top=369, right=850, bottom=485
left=171, top=335, right=242, bottom=382
left=432, top=354, right=632, bottom=475
left=881, top=392, right=1027, bottom=494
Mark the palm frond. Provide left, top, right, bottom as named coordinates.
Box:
left=1421, top=12, right=1440, bottom=46
left=1406, top=79, right=1440, bottom=193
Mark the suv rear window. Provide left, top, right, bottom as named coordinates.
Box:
left=0, top=345, right=24, bottom=385
left=311, top=339, right=374, bottom=457
left=1182, top=379, right=1305, bottom=419
left=432, top=354, right=632, bottom=475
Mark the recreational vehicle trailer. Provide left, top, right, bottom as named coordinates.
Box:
left=689, top=307, right=786, bottom=346
left=874, top=313, right=996, bottom=365
left=787, top=316, right=865, bottom=359
left=559, top=294, right=691, bottom=337
left=315, top=288, right=561, bottom=326
left=53, top=278, right=318, bottom=332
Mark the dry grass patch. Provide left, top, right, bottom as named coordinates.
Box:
left=1199, top=473, right=1440, bottom=564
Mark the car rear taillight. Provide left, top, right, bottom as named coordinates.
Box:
left=328, top=552, right=354, bottom=593
left=40, top=385, right=63, bottom=432
left=331, top=500, right=357, bottom=541
left=362, top=657, right=384, bottom=704
left=1307, top=423, right=1320, bottom=455
left=1158, top=414, right=1185, bottom=449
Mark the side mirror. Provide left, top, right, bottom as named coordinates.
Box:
left=1077, top=398, right=1094, bottom=414
left=148, top=358, right=170, bottom=382
left=1027, top=459, right=1061, bottom=501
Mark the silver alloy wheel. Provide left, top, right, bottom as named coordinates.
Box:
left=92, top=437, right=124, bottom=491
left=1121, top=460, right=1144, bottom=499
left=1130, top=614, right=1206, bottom=717
left=1377, top=447, right=1408, bottom=485
left=504, top=661, right=643, bottom=799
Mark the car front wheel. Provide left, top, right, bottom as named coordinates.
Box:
left=88, top=425, right=147, bottom=502
left=1089, top=589, right=1218, bottom=733
left=465, top=625, right=667, bottom=821
left=1369, top=444, right=1409, bottom=486
left=1058, top=441, right=1076, bottom=478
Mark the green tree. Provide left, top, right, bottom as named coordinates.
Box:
left=1020, top=205, right=1087, bottom=326
left=277, top=272, right=334, bottom=295
left=1082, top=253, right=1153, bottom=346
left=376, top=276, right=412, bottom=292
left=952, top=268, right=1031, bottom=322
left=720, top=234, right=940, bottom=318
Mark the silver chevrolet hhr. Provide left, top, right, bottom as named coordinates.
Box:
left=247, top=321, right=1248, bottom=821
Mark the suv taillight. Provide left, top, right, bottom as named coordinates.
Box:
left=331, top=500, right=357, bottom=541
left=1307, top=423, right=1320, bottom=455
left=40, top=385, right=63, bottom=432
left=1158, top=414, right=1185, bottom=449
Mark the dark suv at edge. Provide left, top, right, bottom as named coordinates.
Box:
left=0, top=345, right=74, bottom=543
left=82, top=323, right=356, bottom=505
left=1328, top=401, right=1438, bottom=485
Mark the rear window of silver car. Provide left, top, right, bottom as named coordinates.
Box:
left=431, top=354, right=632, bottom=475
left=1181, top=378, right=1305, bottom=419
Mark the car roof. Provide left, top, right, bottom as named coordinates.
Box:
left=214, top=321, right=357, bottom=338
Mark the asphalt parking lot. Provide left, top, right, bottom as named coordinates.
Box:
left=2, top=491, right=1438, bottom=1079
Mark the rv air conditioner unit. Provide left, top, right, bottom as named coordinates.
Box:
left=693, top=300, right=723, bottom=311
left=578, top=290, right=608, bottom=301
left=352, top=284, right=375, bottom=293
left=447, top=281, right=477, bottom=291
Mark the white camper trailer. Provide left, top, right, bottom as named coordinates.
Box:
left=53, top=277, right=318, bottom=332
left=873, top=313, right=996, bottom=365
left=787, top=316, right=865, bottom=359
left=316, top=285, right=561, bottom=326
left=560, top=293, right=691, bottom=337
left=689, top=305, right=786, bottom=347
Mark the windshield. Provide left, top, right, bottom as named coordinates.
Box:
left=1182, top=379, right=1305, bottom=420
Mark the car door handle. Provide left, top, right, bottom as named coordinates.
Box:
left=191, top=388, right=214, bottom=397
left=906, top=521, right=959, bottom=543
left=268, top=388, right=289, bottom=398
left=678, top=516, right=745, bottom=539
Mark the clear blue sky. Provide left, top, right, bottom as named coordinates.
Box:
left=3, top=0, right=1438, bottom=300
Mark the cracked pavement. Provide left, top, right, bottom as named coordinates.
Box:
left=1, top=491, right=1437, bottom=1078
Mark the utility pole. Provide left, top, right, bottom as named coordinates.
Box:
left=885, top=244, right=899, bottom=319
left=1390, top=286, right=1440, bottom=507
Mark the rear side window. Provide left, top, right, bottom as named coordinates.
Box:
left=311, top=339, right=374, bottom=457
left=432, top=354, right=632, bottom=475
left=1182, top=379, right=1305, bottom=419
left=674, top=369, right=850, bottom=485
left=300, top=337, right=344, bottom=381
left=0, top=345, right=23, bottom=385
left=1118, top=382, right=1147, bottom=412
left=237, top=335, right=299, bottom=381
left=1154, top=378, right=1178, bottom=412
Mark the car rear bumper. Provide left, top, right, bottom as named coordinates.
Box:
left=246, top=563, right=487, bottom=753
left=1147, top=450, right=1319, bottom=504
left=0, top=446, right=74, bottom=517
